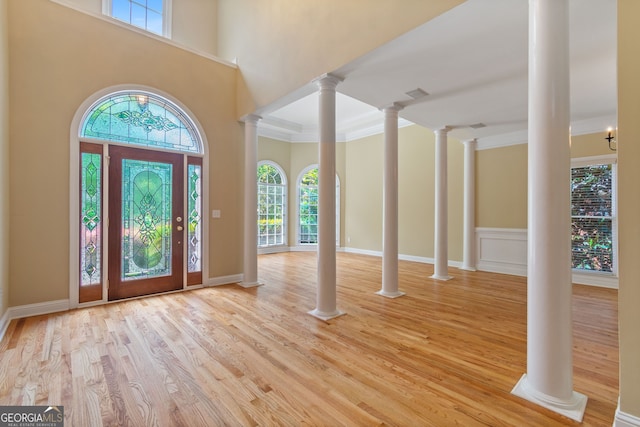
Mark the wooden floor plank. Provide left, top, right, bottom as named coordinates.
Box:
left=0, top=252, right=618, bottom=426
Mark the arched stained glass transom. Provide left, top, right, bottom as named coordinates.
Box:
left=81, top=91, right=202, bottom=153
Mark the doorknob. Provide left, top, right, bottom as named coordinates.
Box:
left=177, top=225, right=184, bottom=231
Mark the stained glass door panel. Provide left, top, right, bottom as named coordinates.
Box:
left=109, top=145, right=183, bottom=300
left=79, top=142, right=103, bottom=303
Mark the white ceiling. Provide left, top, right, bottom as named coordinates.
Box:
left=257, top=0, right=617, bottom=148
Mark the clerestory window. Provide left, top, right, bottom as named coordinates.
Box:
left=104, top=0, right=171, bottom=37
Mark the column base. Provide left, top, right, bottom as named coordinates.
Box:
left=511, top=374, right=588, bottom=423
left=308, top=308, right=345, bottom=321
left=460, top=265, right=477, bottom=272
left=430, top=274, right=453, bottom=281
left=239, top=281, right=263, bottom=288
left=375, top=290, right=405, bottom=299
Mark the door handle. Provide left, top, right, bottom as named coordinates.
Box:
left=176, top=225, right=184, bottom=231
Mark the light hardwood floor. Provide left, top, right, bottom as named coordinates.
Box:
left=0, top=252, right=618, bottom=426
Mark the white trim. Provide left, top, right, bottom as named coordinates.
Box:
left=342, top=247, right=463, bottom=269
left=475, top=129, right=529, bottom=151
left=49, top=0, right=234, bottom=68
left=258, top=245, right=289, bottom=255
left=7, top=300, right=70, bottom=320
left=290, top=245, right=317, bottom=252
left=475, top=115, right=618, bottom=151
left=615, top=403, right=640, bottom=427
left=342, top=247, right=381, bottom=257
left=476, top=227, right=618, bottom=287
left=476, top=228, right=528, bottom=276
left=258, top=110, right=413, bottom=143
left=163, top=0, right=173, bottom=39
left=206, top=274, right=243, bottom=287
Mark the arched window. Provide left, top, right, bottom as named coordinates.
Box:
left=297, top=166, right=340, bottom=246
left=81, top=90, right=201, bottom=153
left=75, top=88, right=205, bottom=304
left=257, top=161, right=287, bottom=248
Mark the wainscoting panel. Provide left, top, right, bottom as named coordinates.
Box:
left=475, top=227, right=618, bottom=288
left=476, top=228, right=528, bottom=276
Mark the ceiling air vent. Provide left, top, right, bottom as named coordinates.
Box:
left=405, top=88, right=429, bottom=100
left=469, top=123, right=486, bottom=129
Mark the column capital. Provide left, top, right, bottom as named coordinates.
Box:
left=380, top=102, right=405, bottom=113
left=240, top=113, right=262, bottom=125
left=435, top=126, right=452, bottom=135
left=314, top=73, right=344, bottom=91
left=462, top=138, right=478, bottom=146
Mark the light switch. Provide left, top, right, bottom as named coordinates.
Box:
left=212, top=210, right=221, bottom=218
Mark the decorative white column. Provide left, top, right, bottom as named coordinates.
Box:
left=431, top=127, right=452, bottom=281
left=377, top=103, right=405, bottom=298
left=240, top=114, right=262, bottom=288
left=461, top=139, right=477, bottom=271
left=309, top=74, right=345, bottom=321
left=511, top=0, right=587, bottom=422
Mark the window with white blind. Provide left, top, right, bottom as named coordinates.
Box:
left=571, top=156, right=616, bottom=273
left=257, top=162, right=287, bottom=248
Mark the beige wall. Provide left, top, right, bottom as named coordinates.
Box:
left=571, top=131, right=617, bottom=158
left=345, top=134, right=383, bottom=251
left=0, top=0, right=9, bottom=318
left=8, top=0, right=240, bottom=307
left=217, top=0, right=465, bottom=118
left=343, top=125, right=464, bottom=262
left=50, top=0, right=218, bottom=56
left=476, top=144, right=528, bottom=229
left=617, top=0, right=640, bottom=418
left=172, top=0, right=217, bottom=56
left=259, top=125, right=468, bottom=262
left=257, top=138, right=348, bottom=248
left=476, top=133, right=614, bottom=230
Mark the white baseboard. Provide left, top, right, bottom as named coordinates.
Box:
left=343, top=247, right=463, bottom=269
left=8, top=299, right=70, bottom=320
left=258, top=245, right=290, bottom=255
left=0, top=299, right=70, bottom=342
left=343, top=247, right=381, bottom=257
left=0, top=275, right=242, bottom=342
left=289, top=245, right=317, bottom=252
left=206, top=274, right=243, bottom=287
left=615, top=404, right=640, bottom=427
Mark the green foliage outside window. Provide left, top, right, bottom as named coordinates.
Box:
left=258, top=164, right=286, bottom=246
left=299, top=168, right=318, bottom=244
left=571, top=164, right=613, bottom=272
